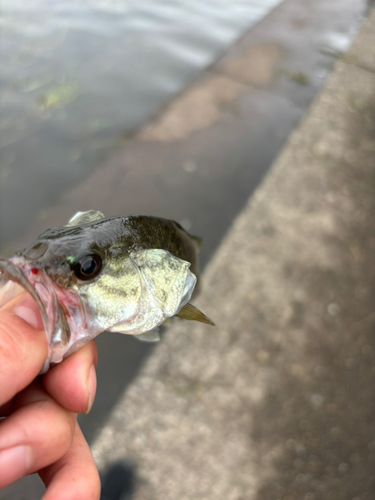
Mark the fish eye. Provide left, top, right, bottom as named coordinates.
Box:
left=73, top=254, right=102, bottom=281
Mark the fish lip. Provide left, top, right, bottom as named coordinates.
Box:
left=0, top=257, right=89, bottom=370
left=0, top=257, right=50, bottom=332
left=0, top=257, right=73, bottom=348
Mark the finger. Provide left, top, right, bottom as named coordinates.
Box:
left=2, top=341, right=98, bottom=417
left=40, top=424, right=101, bottom=500
left=0, top=293, right=47, bottom=406
left=43, top=340, right=98, bottom=414
left=0, top=379, right=76, bottom=489
left=0, top=398, right=16, bottom=417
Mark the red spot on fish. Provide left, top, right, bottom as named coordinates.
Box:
left=31, top=268, right=39, bottom=275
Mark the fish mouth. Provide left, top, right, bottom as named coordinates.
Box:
left=0, top=257, right=73, bottom=371
left=0, top=258, right=50, bottom=324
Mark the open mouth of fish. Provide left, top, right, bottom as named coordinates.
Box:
left=0, top=257, right=87, bottom=373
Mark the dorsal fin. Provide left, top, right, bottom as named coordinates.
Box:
left=175, top=303, right=215, bottom=325
left=191, top=235, right=202, bottom=249
left=65, top=210, right=105, bottom=227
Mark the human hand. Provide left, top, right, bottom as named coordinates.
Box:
left=0, top=292, right=101, bottom=499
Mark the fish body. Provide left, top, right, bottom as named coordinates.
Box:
left=0, top=211, right=213, bottom=372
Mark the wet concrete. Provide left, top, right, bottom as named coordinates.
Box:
left=1, top=0, right=371, bottom=498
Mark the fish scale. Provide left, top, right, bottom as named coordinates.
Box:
left=0, top=210, right=214, bottom=372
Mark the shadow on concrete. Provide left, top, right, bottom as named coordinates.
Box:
left=100, top=461, right=136, bottom=500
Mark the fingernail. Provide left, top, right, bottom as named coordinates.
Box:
left=12, top=294, right=44, bottom=330
left=85, top=364, right=97, bottom=414
left=0, top=445, right=32, bottom=487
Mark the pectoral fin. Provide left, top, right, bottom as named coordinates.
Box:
left=136, top=329, right=161, bottom=342
left=175, top=303, right=215, bottom=326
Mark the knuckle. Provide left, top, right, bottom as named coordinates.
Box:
left=30, top=400, right=76, bottom=454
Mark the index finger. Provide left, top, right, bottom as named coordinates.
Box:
left=0, top=293, right=48, bottom=406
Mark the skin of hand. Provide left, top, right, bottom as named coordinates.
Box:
left=0, top=292, right=101, bottom=500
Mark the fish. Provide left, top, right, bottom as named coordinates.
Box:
left=0, top=210, right=214, bottom=372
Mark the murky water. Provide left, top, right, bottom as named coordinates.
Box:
left=0, top=0, right=282, bottom=245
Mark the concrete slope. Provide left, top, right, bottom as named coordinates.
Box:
left=93, top=8, right=375, bottom=499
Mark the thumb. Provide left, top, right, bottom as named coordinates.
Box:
left=0, top=293, right=48, bottom=406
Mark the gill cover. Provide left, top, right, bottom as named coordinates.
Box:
left=108, top=249, right=196, bottom=336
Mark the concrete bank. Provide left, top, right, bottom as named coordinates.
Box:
left=92, top=7, right=375, bottom=500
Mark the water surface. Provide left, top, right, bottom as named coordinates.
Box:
left=0, top=0, right=282, bottom=245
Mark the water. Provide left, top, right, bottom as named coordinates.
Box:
left=0, top=0, right=282, bottom=246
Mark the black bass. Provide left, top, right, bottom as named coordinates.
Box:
left=0, top=211, right=213, bottom=372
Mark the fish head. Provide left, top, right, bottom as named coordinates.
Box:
left=0, top=211, right=197, bottom=371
